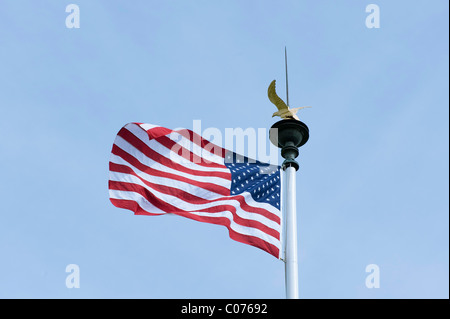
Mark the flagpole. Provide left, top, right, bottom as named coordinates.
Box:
left=284, top=162, right=299, bottom=298
left=270, top=119, right=309, bottom=299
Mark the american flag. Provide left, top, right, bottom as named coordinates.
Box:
left=108, top=123, right=282, bottom=258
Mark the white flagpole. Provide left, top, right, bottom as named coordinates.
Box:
left=284, top=164, right=299, bottom=299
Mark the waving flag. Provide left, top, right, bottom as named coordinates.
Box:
left=108, top=123, right=282, bottom=258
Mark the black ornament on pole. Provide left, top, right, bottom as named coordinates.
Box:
left=269, top=119, right=309, bottom=171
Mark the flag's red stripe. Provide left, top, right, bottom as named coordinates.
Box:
left=109, top=180, right=280, bottom=240
left=140, top=126, right=172, bottom=140
left=118, top=128, right=231, bottom=180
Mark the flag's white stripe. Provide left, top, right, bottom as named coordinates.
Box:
left=110, top=170, right=281, bottom=233
left=110, top=154, right=280, bottom=217
left=126, top=124, right=226, bottom=166
left=137, top=123, right=159, bottom=131
left=109, top=189, right=281, bottom=249
left=110, top=156, right=227, bottom=200
left=113, top=136, right=232, bottom=189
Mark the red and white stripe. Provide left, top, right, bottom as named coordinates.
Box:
left=109, top=123, right=282, bottom=258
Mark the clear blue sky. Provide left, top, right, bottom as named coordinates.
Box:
left=0, top=0, right=448, bottom=298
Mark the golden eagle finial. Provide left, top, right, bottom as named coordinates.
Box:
left=268, top=80, right=311, bottom=121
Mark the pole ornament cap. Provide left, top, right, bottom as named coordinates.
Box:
left=269, top=119, right=309, bottom=171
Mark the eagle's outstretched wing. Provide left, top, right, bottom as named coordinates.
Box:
left=268, top=80, right=288, bottom=111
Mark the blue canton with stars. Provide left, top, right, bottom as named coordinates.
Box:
left=224, top=151, right=281, bottom=210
